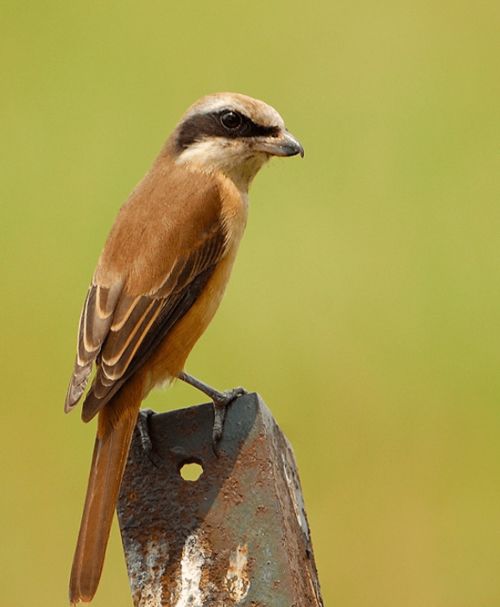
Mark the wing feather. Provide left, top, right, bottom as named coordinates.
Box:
left=81, top=253, right=220, bottom=422
left=65, top=282, right=122, bottom=411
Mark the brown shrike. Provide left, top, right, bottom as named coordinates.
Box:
left=64, top=92, right=303, bottom=604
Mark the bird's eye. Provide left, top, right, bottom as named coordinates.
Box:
left=220, top=111, right=242, bottom=130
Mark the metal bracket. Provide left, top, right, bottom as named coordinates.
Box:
left=117, top=393, right=323, bottom=606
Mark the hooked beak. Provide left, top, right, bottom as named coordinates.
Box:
left=255, top=130, right=304, bottom=158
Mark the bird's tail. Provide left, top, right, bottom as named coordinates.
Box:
left=69, top=399, right=139, bottom=604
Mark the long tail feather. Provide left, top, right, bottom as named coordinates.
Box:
left=69, top=403, right=138, bottom=604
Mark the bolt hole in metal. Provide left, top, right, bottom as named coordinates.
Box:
left=179, top=460, right=204, bottom=482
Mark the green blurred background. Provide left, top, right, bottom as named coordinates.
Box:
left=1, top=1, right=499, bottom=605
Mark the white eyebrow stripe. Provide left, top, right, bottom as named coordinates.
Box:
left=186, top=96, right=251, bottom=117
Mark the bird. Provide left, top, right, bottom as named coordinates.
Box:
left=64, top=92, right=303, bottom=604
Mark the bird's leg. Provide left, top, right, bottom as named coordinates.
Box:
left=136, top=409, right=160, bottom=467
left=178, top=371, right=247, bottom=451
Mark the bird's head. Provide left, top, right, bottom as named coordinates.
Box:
left=169, top=92, right=303, bottom=191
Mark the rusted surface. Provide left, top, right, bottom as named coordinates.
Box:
left=118, top=393, right=324, bottom=606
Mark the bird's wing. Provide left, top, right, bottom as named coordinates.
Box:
left=64, top=171, right=227, bottom=421
left=64, top=281, right=123, bottom=412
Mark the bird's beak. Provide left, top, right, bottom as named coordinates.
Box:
left=255, top=130, right=304, bottom=158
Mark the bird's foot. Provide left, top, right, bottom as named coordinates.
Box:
left=136, top=409, right=160, bottom=467
left=212, top=386, right=247, bottom=455
left=177, top=371, right=247, bottom=455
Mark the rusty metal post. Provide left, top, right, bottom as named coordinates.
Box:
left=117, top=393, right=323, bottom=606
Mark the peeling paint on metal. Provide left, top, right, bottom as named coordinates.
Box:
left=173, top=532, right=209, bottom=607
left=118, top=394, right=324, bottom=606
left=126, top=538, right=168, bottom=607
left=224, top=544, right=250, bottom=602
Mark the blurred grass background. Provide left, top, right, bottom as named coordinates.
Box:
left=1, top=1, right=499, bottom=605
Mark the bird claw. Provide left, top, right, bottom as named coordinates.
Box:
left=137, top=409, right=161, bottom=467
left=211, top=387, right=247, bottom=455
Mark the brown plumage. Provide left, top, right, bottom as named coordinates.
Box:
left=64, top=92, right=303, bottom=604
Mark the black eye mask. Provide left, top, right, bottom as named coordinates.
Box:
left=176, top=109, right=280, bottom=151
